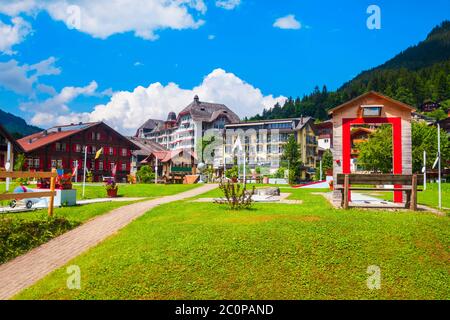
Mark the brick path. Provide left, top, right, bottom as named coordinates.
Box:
left=0, top=184, right=217, bottom=300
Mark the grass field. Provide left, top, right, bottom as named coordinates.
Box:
left=0, top=182, right=199, bottom=204
left=361, top=182, right=450, bottom=211
left=14, top=187, right=450, bottom=300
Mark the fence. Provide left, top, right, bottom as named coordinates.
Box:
left=0, top=168, right=57, bottom=216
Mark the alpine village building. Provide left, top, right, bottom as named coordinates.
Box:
left=17, top=122, right=139, bottom=182
left=0, top=124, right=23, bottom=172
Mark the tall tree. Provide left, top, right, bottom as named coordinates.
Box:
left=282, top=134, right=302, bottom=184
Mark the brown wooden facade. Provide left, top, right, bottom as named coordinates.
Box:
left=18, top=122, right=139, bottom=182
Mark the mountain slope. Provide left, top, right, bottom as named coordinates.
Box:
left=0, top=108, right=42, bottom=138
left=252, top=21, right=450, bottom=121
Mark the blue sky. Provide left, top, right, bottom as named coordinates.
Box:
left=0, top=0, right=449, bottom=134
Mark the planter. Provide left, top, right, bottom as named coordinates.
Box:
left=107, top=188, right=118, bottom=198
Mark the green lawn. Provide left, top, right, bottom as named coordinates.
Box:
left=1, top=181, right=199, bottom=203
left=14, top=187, right=450, bottom=300
left=361, top=182, right=450, bottom=211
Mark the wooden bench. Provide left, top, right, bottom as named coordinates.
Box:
left=336, top=174, right=424, bottom=211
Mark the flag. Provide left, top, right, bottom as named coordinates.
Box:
left=432, top=154, right=440, bottom=169
left=112, top=163, right=117, bottom=177
left=95, top=147, right=104, bottom=160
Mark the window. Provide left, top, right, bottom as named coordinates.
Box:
left=55, top=143, right=66, bottom=152
left=362, top=105, right=382, bottom=117
left=98, top=161, right=103, bottom=171
left=91, top=160, right=95, bottom=170
left=109, top=147, right=114, bottom=156
left=96, top=133, right=101, bottom=141
left=57, top=160, right=63, bottom=168
left=91, top=146, right=97, bottom=154
left=121, top=148, right=127, bottom=157
left=110, top=162, right=115, bottom=171
left=91, top=132, right=95, bottom=140
left=76, top=144, right=82, bottom=152
left=27, top=158, right=33, bottom=168
left=34, top=158, right=40, bottom=168
left=72, top=160, right=79, bottom=169
left=122, top=162, right=127, bottom=171
left=51, top=159, right=57, bottom=168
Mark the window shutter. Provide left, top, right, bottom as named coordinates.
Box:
left=126, top=161, right=130, bottom=171
left=117, top=161, right=121, bottom=171
left=113, top=148, right=117, bottom=156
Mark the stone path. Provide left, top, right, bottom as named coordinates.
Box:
left=0, top=184, right=217, bottom=300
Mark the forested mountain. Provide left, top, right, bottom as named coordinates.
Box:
left=251, top=21, right=450, bottom=121
left=0, top=108, right=42, bottom=138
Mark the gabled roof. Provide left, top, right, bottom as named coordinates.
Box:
left=178, top=96, right=240, bottom=123
left=0, top=124, right=24, bottom=152
left=295, top=117, right=314, bottom=130
left=142, top=148, right=197, bottom=164
left=328, top=91, right=416, bottom=115
left=128, top=136, right=167, bottom=156
left=134, top=119, right=165, bottom=137
left=18, top=122, right=140, bottom=153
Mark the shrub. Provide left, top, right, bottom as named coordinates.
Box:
left=216, top=180, right=255, bottom=210
left=274, top=167, right=286, bottom=179
left=0, top=217, right=80, bottom=264
left=136, top=165, right=155, bottom=184
left=225, top=166, right=239, bottom=179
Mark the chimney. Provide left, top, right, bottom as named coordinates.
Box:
left=79, top=122, right=83, bottom=125
left=43, top=130, right=48, bottom=136
left=194, top=95, right=199, bottom=103
left=58, top=127, right=62, bottom=132
left=28, top=138, right=33, bottom=144
left=300, top=115, right=304, bottom=125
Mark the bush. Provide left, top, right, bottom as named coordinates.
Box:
left=216, top=181, right=255, bottom=210
left=136, top=165, right=155, bottom=184
left=274, top=167, right=286, bottom=179
left=225, top=166, right=239, bottom=179
left=0, top=217, right=80, bottom=264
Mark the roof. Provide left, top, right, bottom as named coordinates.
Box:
left=295, top=117, right=314, bottom=130
left=18, top=122, right=140, bottom=153
left=134, top=119, right=164, bottom=137
left=178, top=96, right=240, bottom=123
left=128, top=136, right=167, bottom=156
left=0, top=124, right=24, bottom=152
left=328, top=91, right=416, bottom=115
left=142, top=149, right=197, bottom=164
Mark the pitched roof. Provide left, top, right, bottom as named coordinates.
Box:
left=128, top=136, right=167, bottom=156
left=328, top=91, right=416, bottom=115
left=0, top=124, right=24, bottom=152
left=142, top=149, right=197, bottom=164
left=134, top=119, right=164, bottom=137
left=18, top=122, right=140, bottom=153
left=178, top=96, right=240, bottom=123
left=295, top=117, right=314, bottom=130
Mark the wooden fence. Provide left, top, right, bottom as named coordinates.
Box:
left=0, top=168, right=57, bottom=216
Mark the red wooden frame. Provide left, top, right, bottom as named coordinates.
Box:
left=342, top=117, right=403, bottom=203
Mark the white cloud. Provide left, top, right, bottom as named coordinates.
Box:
left=273, top=14, right=301, bottom=30
left=215, top=0, right=241, bottom=10
left=25, top=69, right=286, bottom=134
left=22, top=81, right=100, bottom=126
left=0, top=57, right=61, bottom=95
left=0, top=0, right=207, bottom=41
left=0, top=16, right=32, bottom=54
left=208, top=34, right=215, bottom=40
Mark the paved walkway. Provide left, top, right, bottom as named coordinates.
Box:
left=0, top=184, right=217, bottom=300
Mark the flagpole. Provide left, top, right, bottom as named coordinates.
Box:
left=82, top=146, right=87, bottom=198
left=155, top=157, right=158, bottom=184
left=437, top=123, right=441, bottom=210
left=423, top=150, right=426, bottom=191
